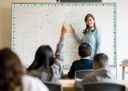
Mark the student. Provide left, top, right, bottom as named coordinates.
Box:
left=27, top=24, right=68, bottom=83
left=74, top=53, right=116, bottom=90
left=68, top=43, right=94, bottom=79
left=0, top=48, right=49, bottom=91
left=72, top=13, right=101, bottom=57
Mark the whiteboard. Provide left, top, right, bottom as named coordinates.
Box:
left=12, top=3, right=116, bottom=69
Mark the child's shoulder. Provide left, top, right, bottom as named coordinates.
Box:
left=73, top=59, right=81, bottom=64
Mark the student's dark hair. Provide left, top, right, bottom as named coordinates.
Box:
left=78, top=43, right=92, bottom=58
left=93, top=53, right=108, bottom=68
left=83, top=13, right=96, bottom=34
left=27, top=45, right=54, bottom=80
left=0, top=48, right=25, bottom=91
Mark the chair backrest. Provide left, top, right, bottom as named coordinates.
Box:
left=75, top=70, right=93, bottom=79
left=44, top=81, right=63, bottom=91
left=83, top=82, right=125, bottom=91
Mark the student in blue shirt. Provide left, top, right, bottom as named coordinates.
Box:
left=72, top=14, right=101, bottom=57
left=68, top=43, right=94, bottom=79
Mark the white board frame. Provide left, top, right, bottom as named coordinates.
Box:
left=12, top=3, right=116, bottom=69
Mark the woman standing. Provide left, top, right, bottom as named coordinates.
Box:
left=72, top=13, right=101, bottom=57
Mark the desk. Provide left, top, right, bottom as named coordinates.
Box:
left=61, top=69, right=69, bottom=79
left=59, top=79, right=75, bottom=91
left=62, top=70, right=69, bottom=76
left=59, top=79, right=128, bottom=91
left=120, top=64, right=128, bottom=80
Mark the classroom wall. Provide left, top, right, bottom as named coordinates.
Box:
left=0, top=0, right=56, bottom=49
left=112, top=0, right=128, bottom=79
left=103, top=0, right=128, bottom=80
left=0, top=0, right=128, bottom=79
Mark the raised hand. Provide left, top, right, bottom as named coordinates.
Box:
left=61, top=23, right=68, bottom=37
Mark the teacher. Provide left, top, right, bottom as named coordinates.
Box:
left=72, top=13, right=101, bottom=57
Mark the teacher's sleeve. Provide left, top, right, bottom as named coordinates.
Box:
left=73, top=33, right=83, bottom=44
left=95, top=29, right=101, bottom=54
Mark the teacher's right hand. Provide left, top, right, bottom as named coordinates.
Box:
left=72, top=29, right=76, bottom=34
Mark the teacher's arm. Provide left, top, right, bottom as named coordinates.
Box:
left=72, top=28, right=83, bottom=44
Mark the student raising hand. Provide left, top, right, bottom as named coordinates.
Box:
left=27, top=23, right=68, bottom=83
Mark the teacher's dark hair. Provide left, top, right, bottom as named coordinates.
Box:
left=83, top=13, right=97, bottom=34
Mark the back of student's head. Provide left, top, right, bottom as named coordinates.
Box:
left=78, top=43, right=92, bottom=58
left=93, top=53, right=109, bottom=69
left=27, top=45, right=54, bottom=71
left=0, top=48, right=25, bottom=91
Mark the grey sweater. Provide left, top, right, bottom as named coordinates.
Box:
left=74, top=68, right=116, bottom=90
left=28, top=37, right=65, bottom=83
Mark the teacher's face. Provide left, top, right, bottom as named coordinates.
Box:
left=86, top=16, right=95, bottom=28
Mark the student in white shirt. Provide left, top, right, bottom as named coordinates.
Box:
left=0, top=48, right=49, bottom=91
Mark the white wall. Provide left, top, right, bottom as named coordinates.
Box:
left=103, top=0, right=128, bottom=79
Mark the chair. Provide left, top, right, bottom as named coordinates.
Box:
left=83, top=82, right=125, bottom=91
left=44, top=81, right=63, bottom=91
left=75, top=70, right=93, bottom=79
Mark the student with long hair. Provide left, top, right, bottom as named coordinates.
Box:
left=27, top=24, right=68, bottom=83
left=0, top=48, right=49, bottom=91
left=72, top=13, right=101, bottom=57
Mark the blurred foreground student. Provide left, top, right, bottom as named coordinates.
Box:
left=74, top=53, right=116, bottom=90
left=68, top=43, right=94, bottom=79
left=27, top=24, right=68, bottom=83
left=0, top=48, right=49, bottom=91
